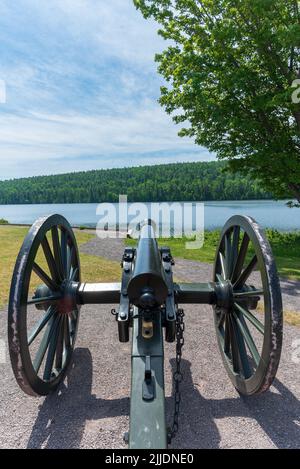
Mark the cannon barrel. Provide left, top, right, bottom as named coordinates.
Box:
left=127, top=220, right=168, bottom=309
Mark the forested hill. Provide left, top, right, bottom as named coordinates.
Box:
left=0, top=161, right=273, bottom=204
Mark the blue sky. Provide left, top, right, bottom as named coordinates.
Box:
left=0, top=0, right=214, bottom=180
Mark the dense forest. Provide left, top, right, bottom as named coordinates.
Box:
left=0, top=161, right=275, bottom=204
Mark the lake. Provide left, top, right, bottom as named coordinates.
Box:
left=0, top=200, right=299, bottom=231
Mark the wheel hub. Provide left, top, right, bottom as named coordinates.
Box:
left=215, top=279, right=234, bottom=312
left=57, top=280, right=78, bottom=314
left=33, top=281, right=78, bottom=314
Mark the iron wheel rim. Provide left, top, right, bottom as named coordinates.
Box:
left=213, top=215, right=283, bottom=395
left=8, top=214, right=81, bottom=396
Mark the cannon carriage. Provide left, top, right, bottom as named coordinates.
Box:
left=8, top=214, right=283, bottom=448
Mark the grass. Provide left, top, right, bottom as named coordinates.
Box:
left=284, top=310, right=300, bottom=327
left=126, top=229, right=300, bottom=281
left=256, top=301, right=300, bottom=328
left=264, top=229, right=300, bottom=280
left=0, top=225, right=121, bottom=308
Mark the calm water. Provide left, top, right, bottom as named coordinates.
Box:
left=0, top=200, right=299, bottom=231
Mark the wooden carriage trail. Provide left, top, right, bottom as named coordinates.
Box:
left=0, top=234, right=300, bottom=449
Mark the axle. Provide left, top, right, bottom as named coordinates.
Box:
left=76, top=281, right=218, bottom=305
left=33, top=279, right=258, bottom=309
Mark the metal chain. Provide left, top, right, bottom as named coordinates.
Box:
left=168, top=307, right=185, bottom=444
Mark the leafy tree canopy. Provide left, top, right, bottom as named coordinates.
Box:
left=134, top=0, right=300, bottom=204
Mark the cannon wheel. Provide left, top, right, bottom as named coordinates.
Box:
left=8, top=214, right=81, bottom=396
left=213, top=215, right=283, bottom=396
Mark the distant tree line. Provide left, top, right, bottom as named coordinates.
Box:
left=0, top=161, right=276, bottom=204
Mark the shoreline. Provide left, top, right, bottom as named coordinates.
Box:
left=0, top=198, right=295, bottom=206
left=1, top=223, right=299, bottom=233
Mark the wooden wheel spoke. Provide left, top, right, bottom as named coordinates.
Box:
left=216, top=273, right=224, bottom=285
left=51, top=226, right=64, bottom=281
left=231, top=232, right=250, bottom=284
left=230, top=226, right=240, bottom=280
left=230, top=314, right=252, bottom=379
left=43, top=316, right=62, bottom=381
left=67, top=245, right=74, bottom=279
left=234, top=255, right=258, bottom=290
left=218, top=251, right=226, bottom=281
left=224, top=315, right=231, bottom=354
left=233, top=289, right=264, bottom=299
left=70, top=267, right=79, bottom=282
left=218, top=311, right=226, bottom=329
left=70, top=310, right=78, bottom=337
left=68, top=316, right=76, bottom=345
left=61, top=230, right=68, bottom=279
left=218, top=253, right=227, bottom=280
left=224, top=233, right=232, bottom=280
left=55, top=317, right=65, bottom=370
left=32, top=262, right=59, bottom=292
left=69, top=266, right=74, bottom=281
left=27, top=293, right=62, bottom=306
left=64, top=315, right=71, bottom=351
left=33, top=314, right=57, bottom=374
left=233, top=311, right=261, bottom=367
left=28, top=306, right=56, bottom=346
left=228, top=315, right=240, bottom=373
left=41, top=237, right=60, bottom=284
left=234, top=302, right=264, bottom=334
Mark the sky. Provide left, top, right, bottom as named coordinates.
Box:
left=0, top=0, right=214, bottom=180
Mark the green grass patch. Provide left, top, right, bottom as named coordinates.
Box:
left=0, top=226, right=121, bottom=308
left=126, top=229, right=300, bottom=281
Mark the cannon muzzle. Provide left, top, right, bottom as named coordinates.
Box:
left=127, top=220, right=168, bottom=308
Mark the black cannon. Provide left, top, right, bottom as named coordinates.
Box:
left=8, top=214, right=283, bottom=448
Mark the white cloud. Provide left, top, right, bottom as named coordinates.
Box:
left=0, top=104, right=197, bottom=161
left=0, top=0, right=214, bottom=180
left=0, top=79, right=6, bottom=103
left=52, top=0, right=164, bottom=65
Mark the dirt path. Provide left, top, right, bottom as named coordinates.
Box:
left=1, top=302, right=300, bottom=449
left=0, top=235, right=299, bottom=449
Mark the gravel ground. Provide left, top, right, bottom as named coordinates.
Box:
left=0, top=235, right=299, bottom=449
left=80, top=235, right=126, bottom=262
left=1, top=303, right=300, bottom=449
